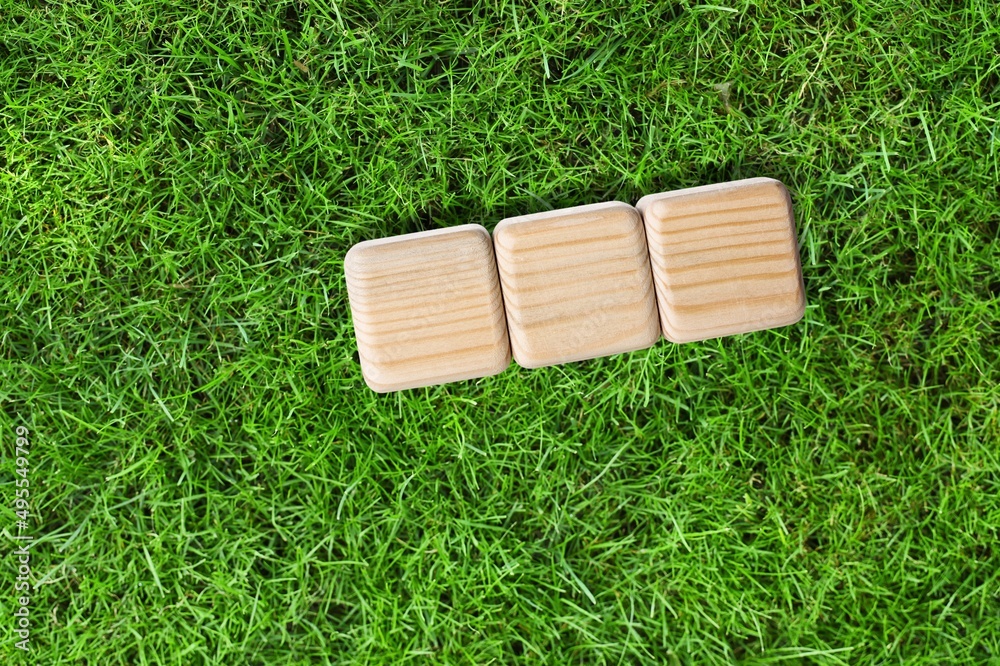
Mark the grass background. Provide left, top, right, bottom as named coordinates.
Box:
left=1, top=0, right=999, bottom=663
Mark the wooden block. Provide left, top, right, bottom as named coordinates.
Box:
left=493, top=202, right=660, bottom=369
left=344, top=225, right=510, bottom=392
left=636, top=177, right=805, bottom=344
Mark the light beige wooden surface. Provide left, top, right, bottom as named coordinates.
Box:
left=636, top=177, right=805, bottom=344
left=344, top=225, right=510, bottom=392
left=493, top=201, right=660, bottom=369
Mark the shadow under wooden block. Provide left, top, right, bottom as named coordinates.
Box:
left=344, top=225, right=510, bottom=392
left=636, top=177, right=806, bottom=344
left=493, top=201, right=660, bottom=369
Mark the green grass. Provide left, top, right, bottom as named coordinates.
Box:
left=1, top=0, right=999, bottom=663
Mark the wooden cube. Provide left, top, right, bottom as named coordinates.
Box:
left=637, top=177, right=805, bottom=343
left=493, top=202, right=660, bottom=368
left=344, top=225, right=510, bottom=392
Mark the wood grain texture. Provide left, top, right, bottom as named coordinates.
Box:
left=636, top=177, right=805, bottom=344
left=493, top=201, right=660, bottom=369
left=344, top=225, right=510, bottom=392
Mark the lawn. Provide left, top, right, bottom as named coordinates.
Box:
left=1, top=0, right=999, bottom=663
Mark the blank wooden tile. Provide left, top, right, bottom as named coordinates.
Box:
left=344, top=225, right=510, bottom=392
left=637, top=177, right=805, bottom=344
left=493, top=202, right=660, bottom=369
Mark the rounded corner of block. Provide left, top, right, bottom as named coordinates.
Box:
left=756, top=177, right=792, bottom=200
left=608, top=200, right=640, bottom=215
left=789, top=287, right=807, bottom=323
left=492, top=218, right=520, bottom=251
left=635, top=193, right=661, bottom=217
left=614, top=201, right=643, bottom=223
left=467, top=223, right=496, bottom=251
left=451, top=222, right=486, bottom=237
left=647, top=197, right=677, bottom=222
left=484, top=347, right=513, bottom=377
left=492, top=217, right=512, bottom=239
left=358, top=360, right=397, bottom=393
left=509, top=347, right=545, bottom=370
left=361, top=376, right=394, bottom=394
left=600, top=201, right=643, bottom=234
left=662, top=332, right=691, bottom=345
left=660, top=321, right=699, bottom=345
left=640, top=320, right=663, bottom=349
left=343, top=243, right=366, bottom=275
left=792, top=305, right=806, bottom=327
left=755, top=176, right=786, bottom=188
